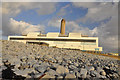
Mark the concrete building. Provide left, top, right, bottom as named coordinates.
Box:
left=8, top=19, right=102, bottom=51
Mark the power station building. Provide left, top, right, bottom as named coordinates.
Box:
left=8, top=19, right=102, bottom=51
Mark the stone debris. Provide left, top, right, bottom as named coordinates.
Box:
left=100, top=70, right=106, bottom=76
left=1, top=40, right=120, bottom=79
left=56, top=65, right=69, bottom=75
left=65, top=73, right=76, bottom=78
left=79, top=68, right=88, bottom=78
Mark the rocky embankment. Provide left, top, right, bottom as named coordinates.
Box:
left=1, top=40, right=120, bottom=79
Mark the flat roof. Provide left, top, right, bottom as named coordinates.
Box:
left=8, top=36, right=98, bottom=40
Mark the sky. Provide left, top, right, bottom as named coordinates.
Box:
left=0, top=0, right=119, bottom=53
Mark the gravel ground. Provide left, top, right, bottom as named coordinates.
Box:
left=1, top=40, right=120, bottom=79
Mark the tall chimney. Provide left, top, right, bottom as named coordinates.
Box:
left=60, top=19, right=65, bottom=35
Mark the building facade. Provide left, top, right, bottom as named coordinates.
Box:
left=8, top=19, right=102, bottom=51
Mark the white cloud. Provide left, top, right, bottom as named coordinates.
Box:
left=2, top=2, right=57, bottom=16
left=57, top=4, right=70, bottom=16
left=73, top=2, right=118, bottom=23
left=48, top=13, right=118, bottom=53
left=2, top=2, right=56, bottom=36
left=71, top=2, right=118, bottom=53
left=48, top=18, right=93, bottom=36
left=2, top=18, right=45, bottom=36
left=48, top=17, right=62, bottom=27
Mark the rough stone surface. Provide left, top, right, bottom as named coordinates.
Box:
left=1, top=40, right=120, bottom=79
left=100, top=70, right=106, bottom=76
left=65, top=73, right=76, bottom=78
left=41, top=74, right=55, bottom=79
left=56, top=65, right=69, bottom=75
left=80, top=68, right=87, bottom=75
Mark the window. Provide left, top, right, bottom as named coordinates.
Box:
left=10, top=37, right=96, bottom=43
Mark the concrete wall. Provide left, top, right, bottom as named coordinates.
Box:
left=69, top=33, right=82, bottom=38
left=8, top=32, right=102, bottom=51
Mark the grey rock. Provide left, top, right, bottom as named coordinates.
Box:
left=62, top=62, right=67, bottom=66
left=57, top=76, right=63, bottom=79
left=45, top=69, right=58, bottom=76
left=74, top=63, right=79, bottom=67
left=0, top=65, right=7, bottom=70
left=58, top=59, right=63, bottom=64
left=80, top=68, right=87, bottom=75
left=100, top=70, right=106, bottom=76
left=56, top=65, right=69, bottom=75
left=68, top=65, right=76, bottom=70
left=90, top=70, right=101, bottom=78
left=96, top=67, right=103, bottom=73
left=34, top=73, right=44, bottom=78
left=14, top=69, right=32, bottom=77
left=100, top=75, right=107, bottom=79
left=65, top=73, right=76, bottom=78
left=93, top=71, right=101, bottom=78
left=81, top=74, right=87, bottom=78
left=75, top=71, right=80, bottom=78
left=21, top=56, right=28, bottom=62
left=51, top=63, right=59, bottom=68
left=4, top=61, right=11, bottom=66
left=2, top=40, right=120, bottom=79
left=69, top=70, right=74, bottom=74
left=86, top=66, right=95, bottom=71
left=86, top=75, right=91, bottom=78
left=104, top=66, right=109, bottom=69
left=35, top=65, right=48, bottom=73
left=33, top=63, right=40, bottom=68
left=79, top=68, right=87, bottom=78
left=40, top=74, right=55, bottom=79
left=113, top=73, right=119, bottom=78
left=90, top=70, right=96, bottom=77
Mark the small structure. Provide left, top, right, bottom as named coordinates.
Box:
left=8, top=19, right=102, bottom=51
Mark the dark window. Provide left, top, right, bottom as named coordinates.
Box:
left=10, top=37, right=96, bottom=42
left=10, top=38, right=24, bottom=40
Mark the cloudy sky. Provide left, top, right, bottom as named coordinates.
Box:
left=1, top=1, right=119, bottom=53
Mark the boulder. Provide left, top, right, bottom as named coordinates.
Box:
left=96, top=67, right=103, bottom=73
left=35, top=66, right=47, bottom=73
left=80, top=68, right=87, bottom=75
left=56, top=65, right=69, bottom=75
left=86, top=66, right=95, bottom=71
left=40, top=74, right=55, bottom=80
left=79, top=68, right=87, bottom=78
left=34, top=73, right=44, bottom=78
left=100, top=70, right=106, bottom=76
left=68, top=65, right=76, bottom=70
left=45, top=69, right=58, bottom=76
left=65, top=73, right=76, bottom=78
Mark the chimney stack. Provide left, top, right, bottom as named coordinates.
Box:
left=60, top=19, right=65, bottom=35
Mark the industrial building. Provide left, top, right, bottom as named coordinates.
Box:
left=8, top=19, right=102, bottom=51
